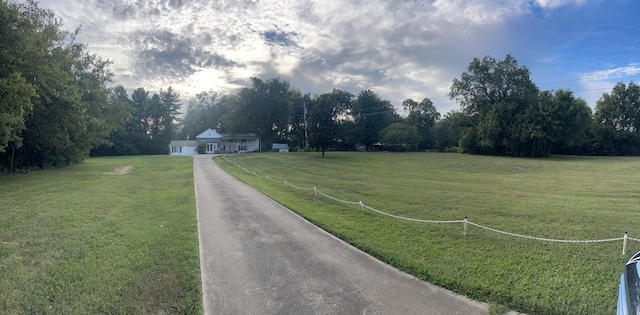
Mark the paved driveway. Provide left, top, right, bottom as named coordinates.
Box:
left=193, top=154, right=487, bottom=314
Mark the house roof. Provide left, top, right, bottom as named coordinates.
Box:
left=169, top=140, right=197, bottom=146
left=196, top=128, right=223, bottom=139
left=220, top=133, right=259, bottom=138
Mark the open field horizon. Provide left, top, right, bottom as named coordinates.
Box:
left=217, top=152, right=640, bottom=314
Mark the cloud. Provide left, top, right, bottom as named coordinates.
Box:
left=573, top=62, right=640, bottom=107
left=580, top=63, right=640, bottom=81
left=534, top=0, right=587, bottom=9
left=132, top=29, right=239, bottom=79
left=31, top=0, right=612, bottom=112
left=577, top=80, right=615, bottom=108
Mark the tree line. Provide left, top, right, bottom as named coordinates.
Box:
left=175, top=78, right=434, bottom=156
left=444, top=55, right=640, bottom=157
left=0, top=0, right=129, bottom=170
left=92, top=76, right=441, bottom=157
left=177, top=62, right=640, bottom=158
left=4, top=1, right=640, bottom=172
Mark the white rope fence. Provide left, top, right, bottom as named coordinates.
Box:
left=220, top=155, right=640, bottom=255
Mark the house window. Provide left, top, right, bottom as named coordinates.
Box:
left=171, top=146, right=176, bottom=153
left=228, top=139, right=234, bottom=143
left=241, top=139, right=247, bottom=143
left=239, top=145, right=247, bottom=151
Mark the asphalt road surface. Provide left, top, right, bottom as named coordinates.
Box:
left=193, top=154, right=487, bottom=314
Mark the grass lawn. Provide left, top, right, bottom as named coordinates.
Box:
left=0, top=156, right=202, bottom=314
left=217, top=152, right=640, bottom=315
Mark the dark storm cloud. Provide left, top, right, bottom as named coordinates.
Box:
left=133, top=30, right=239, bottom=78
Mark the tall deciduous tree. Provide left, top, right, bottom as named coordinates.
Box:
left=221, top=77, right=291, bottom=149
left=0, top=72, right=36, bottom=153
left=543, top=89, right=592, bottom=154
left=351, top=90, right=399, bottom=151
left=433, top=111, right=473, bottom=152
left=179, top=91, right=236, bottom=140
left=0, top=72, right=37, bottom=170
left=449, top=54, right=542, bottom=156
left=90, top=85, right=138, bottom=156
left=403, top=98, right=440, bottom=149
left=307, top=90, right=352, bottom=157
left=590, top=82, right=640, bottom=155
left=0, top=1, right=128, bottom=168
left=379, top=123, right=420, bottom=151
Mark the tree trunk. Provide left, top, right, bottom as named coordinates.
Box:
left=10, top=143, right=15, bottom=172
left=321, top=147, right=325, bottom=158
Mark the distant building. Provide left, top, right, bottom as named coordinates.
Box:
left=272, top=143, right=289, bottom=152
left=168, top=140, right=198, bottom=155
left=168, top=128, right=260, bottom=155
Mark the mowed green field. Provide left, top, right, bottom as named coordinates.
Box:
left=0, top=156, right=202, bottom=314
left=217, top=152, right=640, bottom=315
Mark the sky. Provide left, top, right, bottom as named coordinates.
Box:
left=31, top=0, right=640, bottom=114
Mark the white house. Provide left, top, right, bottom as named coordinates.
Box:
left=168, top=140, right=198, bottom=155
left=168, top=128, right=260, bottom=155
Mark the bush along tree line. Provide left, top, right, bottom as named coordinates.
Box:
left=4, top=1, right=640, bottom=172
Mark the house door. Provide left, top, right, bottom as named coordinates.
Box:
left=206, top=143, right=217, bottom=153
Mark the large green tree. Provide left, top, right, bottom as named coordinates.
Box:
left=433, top=111, right=474, bottom=152
left=146, top=87, right=181, bottom=153
left=589, top=82, right=640, bottom=155
left=0, top=72, right=36, bottom=153
left=541, top=89, right=592, bottom=155
left=95, top=87, right=180, bottom=155
left=179, top=91, right=235, bottom=140
left=307, top=90, right=352, bottom=157
left=450, top=54, right=543, bottom=156
left=221, top=77, right=291, bottom=149
left=0, top=72, right=37, bottom=170
left=0, top=0, right=127, bottom=168
left=403, top=98, right=440, bottom=149
left=89, top=85, right=138, bottom=156
left=379, top=123, right=420, bottom=151
left=351, top=90, right=399, bottom=151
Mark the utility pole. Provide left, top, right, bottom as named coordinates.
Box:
left=304, top=102, right=309, bottom=150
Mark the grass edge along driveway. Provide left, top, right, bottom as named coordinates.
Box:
left=0, top=156, right=202, bottom=314
left=217, top=152, right=640, bottom=315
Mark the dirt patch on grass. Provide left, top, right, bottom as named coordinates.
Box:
left=104, top=165, right=134, bottom=175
